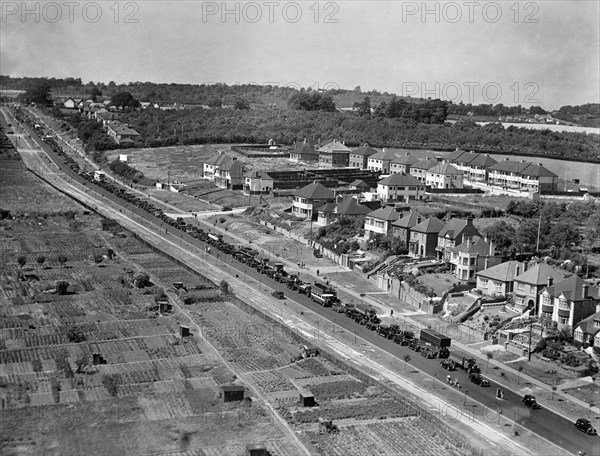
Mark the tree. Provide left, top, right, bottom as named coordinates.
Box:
left=55, top=281, right=69, bottom=295
left=484, top=221, right=515, bottom=254
left=36, top=255, right=46, bottom=268
left=219, top=279, right=230, bottom=296
left=110, top=91, right=140, bottom=109
left=89, top=86, right=102, bottom=101
left=404, top=355, right=411, bottom=372
left=234, top=98, right=250, bottom=110
left=133, top=272, right=150, bottom=288
left=353, top=97, right=371, bottom=116
left=584, top=210, right=600, bottom=249
left=208, top=97, right=222, bottom=108
left=94, top=254, right=104, bottom=264
left=17, top=255, right=26, bottom=268
left=23, top=81, right=52, bottom=106
left=66, top=325, right=86, bottom=343
left=486, top=352, right=493, bottom=369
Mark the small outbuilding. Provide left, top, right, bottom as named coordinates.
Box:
left=180, top=325, right=190, bottom=337
left=221, top=384, right=245, bottom=402
left=299, top=389, right=315, bottom=407
left=245, top=443, right=269, bottom=456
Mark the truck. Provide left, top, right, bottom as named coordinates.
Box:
left=451, top=356, right=481, bottom=374
left=419, top=329, right=451, bottom=358
left=93, top=170, right=106, bottom=182
left=355, top=303, right=377, bottom=322
left=298, top=283, right=311, bottom=295
left=310, top=282, right=336, bottom=307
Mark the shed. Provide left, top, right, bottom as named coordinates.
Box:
left=221, top=384, right=245, bottom=402
left=180, top=325, right=190, bottom=337
left=245, top=443, right=269, bottom=456
left=299, top=389, right=315, bottom=407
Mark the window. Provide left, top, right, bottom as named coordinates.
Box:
left=479, top=278, right=488, bottom=287
left=517, top=282, right=526, bottom=291
left=559, top=316, right=569, bottom=325
left=515, top=296, right=525, bottom=306
left=559, top=299, right=570, bottom=310
left=595, top=320, right=600, bottom=328
left=470, top=258, right=476, bottom=265
left=493, top=282, right=502, bottom=293
left=542, top=295, right=551, bottom=306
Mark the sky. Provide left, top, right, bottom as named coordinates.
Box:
left=1, top=0, right=599, bottom=110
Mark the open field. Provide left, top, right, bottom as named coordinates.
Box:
left=563, top=382, right=600, bottom=406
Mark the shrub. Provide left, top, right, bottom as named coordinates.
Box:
left=55, top=280, right=69, bottom=295
left=102, top=374, right=120, bottom=397
left=65, top=325, right=86, bottom=343
left=17, top=255, right=26, bottom=268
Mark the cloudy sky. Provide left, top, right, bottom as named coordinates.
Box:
left=1, top=1, right=598, bottom=109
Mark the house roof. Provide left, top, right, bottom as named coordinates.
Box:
left=366, top=206, right=401, bottom=222
left=514, top=262, right=569, bottom=286
left=318, top=140, right=351, bottom=153
left=477, top=260, right=525, bottom=282
left=411, top=216, right=445, bottom=234
left=221, top=385, right=244, bottom=392
left=468, top=154, right=498, bottom=168
left=427, top=162, right=462, bottom=175
left=378, top=173, right=422, bottom=186
left=411, top=158, right=438, bottom=170
left=451, top=236, right=490, bottom=255
left=220, top=160, right=243, bottom=178
left=519, top=162, right=558, bottom=178
left=246, top=170, right=272, bottom=179
left=575, top=310, right=600, bottom=337
left=205, top=152, right=234, bottom=167
left=438, top=218, right=480, bottom=240
left=294, top=143, right=318, bottom=156
left=293, top=182, right=334, bottom=200
left=318, top=202, right=337, bottom=214
left=392, top=212, right=422, bottom=228
left=350, top=179, right=370, bottom=189
left=489, top=159, right=558, bottom=178
left=542, top=275, right=600, bottom=301
left=391, top=153, right=420, bottom=166
left=351, top=145, right=378, bottom=157
left=369, top=149, right=404, bottom=161
left=336, top=197, right=370, bottom=216
left=446, top=149, right=471, bottom=163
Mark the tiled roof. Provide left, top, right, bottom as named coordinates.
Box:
left=369, top=149, right=404, bottom=161
left=391, top=153, right=420, bottom=166
left=477, top=260, right=525, bottom=282
left=351, top=145, right=378, bottom=157
left=438, top=218, right=480, bottom=239
left=411, top=158, right=438, bottom=170
left=489, top=160, right=558, bottom=178
left=366, top=206, right=401, bottom=222
left=220, top=160, right=243, bottom=178
left=575, top=310, right=600, bottom=336
left=446, top=149, right=471, bottom=163
left=246, top=170, right=272, bottom=179
left=428, top=162, right=462, bottom=175
left=468, top=154, right=498, bottom=168
left=336, top=197, right=370, bottom=216
left=294, top=143, right=317, bottom=155
left=514, top=262, right=569, bottom=286
left=378, top=173, right=422, bottom=186
left=542, top=275, right=600, bottom=301
left=350, top=179, right=370, bottom=189
left=318, top=203, right=337, bottom=214
left=392, top=212, right=422, bottom=228
left=318, top=140, right=351, bottom=153
left=451, top=236, right=490, bottom=255
left=293, top=182, right=334, bottom=200
left=412, top=217, right=445, bottom=234
left=205, top=152, right=234, bottom=166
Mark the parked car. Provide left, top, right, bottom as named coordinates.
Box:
left=522, top=395, right=541, bottom=409
left=365, top=321, right=378, bottom=331
left=440, top=359, right=457, bottom=371
left=271, top=291, right=284, bottom=299
left=420, top=348, right=436, bottom=359
left=574, top=419, right=597, bottom=435
left=469, top=373, right=490, bottom=387
left=408, top=342, right=421, bottom=352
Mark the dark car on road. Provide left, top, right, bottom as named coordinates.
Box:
left=420, top=348, right=436, bottom=359
left=575, top=418, right=597, bottom=435
left=440, top=359, right=457, bottom=371
left=522, top=395, right=541, bottom=409
left=408, top=341, right=421, bottom=352
left=365, top=321, right=378, bottom=331
left=271, top=291, right=284, bottom=300
left=468, top=373, right=490, bottom=387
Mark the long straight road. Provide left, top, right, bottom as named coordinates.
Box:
left=5, top=108, right=597, bottom=456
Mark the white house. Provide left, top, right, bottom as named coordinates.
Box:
left=376, top=173, right=425, bottom=203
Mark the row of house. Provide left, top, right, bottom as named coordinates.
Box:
left=475, top=260, right=600, bottom=340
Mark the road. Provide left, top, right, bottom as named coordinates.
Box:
left=4, top=107, right=597, bottom=456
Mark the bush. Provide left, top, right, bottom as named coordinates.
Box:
left=55, top=280, right=69, bottom=295
left=102, top=374, right=120, bottom=397
left=65, top=324, right=86, bottom=343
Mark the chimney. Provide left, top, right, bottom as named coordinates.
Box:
left=582, top=282, right=590, bottom=299
left=304, top=137, right=307, bottom=144
left=484, top=257, right=489, bottom=270
left=547, top=276, right=554, bottom=287
left=466, top=216, right=474, bottom=225
left=523, top=262, right=528, bottom=272
left=488, top=239, right=494, bottom=256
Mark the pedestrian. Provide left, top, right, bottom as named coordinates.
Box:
left=317, top=269, right=319, bottom=276
left=390, top=309, right=394, bottom=317
left=447, top=375, right=451, bottom=384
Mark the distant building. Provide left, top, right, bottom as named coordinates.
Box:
left=367, top=148, right=406, bottom=174
left=392, top=212, right=422, bottom=246
left=364, top=206, right=401, bottom=238
left=409, top=158, right=438, bottom=183
left=105, top=121, right=140, bottom=144
left=244, top=170, right=273, bottom=194
left=64, top=98, right=77, bottom=109
left=476, top=261, right=527, bottom=297
left=447, top=149, right=498, bottom=183
left=291, top=182, right=335, bottom=219
left=203, top=151, right=234, bottom=181
left=318, top=140, right=352, bottom=167
left=408, top=217, right=445, bottom=258
left=425, top=162, right=464, bottom=189
left=376, top=173, right=425, bottom=203
left=349, top=144, right=378, bottom=169
left=448, top=236, right=502, bottom=281
left=390, top=152, right=420, bottom=175
left=436, top=217, right=481, bottom=262
left=290, top=140, right=319, bottom=162
left=487, top=159, right=559, bottom=193
left=349, top=179, right=371, bottom=193
left=574, top=310, right=600, bottom=346
left=221, top=385, right=245, bottom=402
left=539, top=276, right=600, bottom=331
left=214, top=160, right=244, bottom=190
left=512, top=263, right=570, bottom=313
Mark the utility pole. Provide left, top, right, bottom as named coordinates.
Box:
left=528, top=320, right=532, bottom=361
left=536, top=213, right=542, bottom=251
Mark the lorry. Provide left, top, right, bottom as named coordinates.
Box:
left=310, top=282, right=336, bottom=307
left=419, top=328, right=451, bottom=358
left=451, top=356, right=481, bottom=374
left=354, top=303, right=377, bottom=322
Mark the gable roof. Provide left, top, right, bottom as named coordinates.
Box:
left=366, top=206, right=401, bottom=222
left=293, top=182, right=334, bottom=200
left=477, top=260, right=525, bottom=282
left=206, top=152, right=234, bottom=167
left=575, top=310, right=600, bottom=336
left=351, top=145, right=378, bottom=157
left=438, top=218, right=480, bottom=240
left=293, top=143, right=318, bottom=156
left=318, top=140, right=351, bottom=153
left=446, top=149, right=472, bottom=163
left=392, top=212, right=422, bottom=228
left=378, top=173, right=422, bottom=186
left=391, top=153, right=420, bottom=166
left=220, top=160, right=243, bottom=177
left=411, top=158, right=438, bottom=171
left=428, top=162, right=462, bottom=175
left=336, top=197, right=370, bottom=216
left=369, top=149, right=404, bottom=161
left=318, top=202, right=337, bottom=214
left=514, top=262, right=569, bottom=286
left=246, top=170, right=272, bottom=179
left=412, top=216, right=445, bottom=234
left=468, top=153, right=498, bottom=168
left=452, top=236, right=490, bottom=255
left=489, top=159, right=557, bottom=178
left=350, top=179, right=370, bottom=189
left=542, top=275, right=600, bottom=301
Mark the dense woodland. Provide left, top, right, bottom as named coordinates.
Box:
left=4, top=76, right=599, bottom=162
